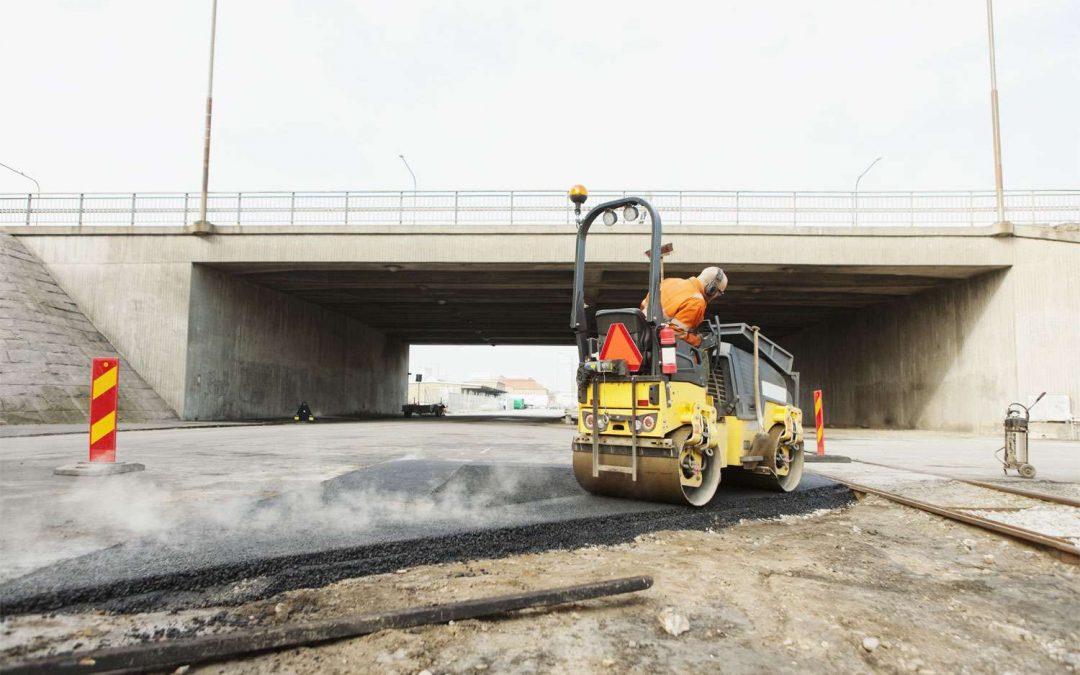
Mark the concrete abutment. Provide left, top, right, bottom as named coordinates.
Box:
left=787, top=234, right=1080, bottom=436
left=184, top=265, right=407, bottom=420
left=5, top=225, right=1077, bottom=432
left=4, top=237, right=406, bottom=422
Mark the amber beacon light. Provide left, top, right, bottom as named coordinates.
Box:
left=568, top=184, right=589, bottom=205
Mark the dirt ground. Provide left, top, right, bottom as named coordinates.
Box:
left=3, top=495, right=1078, bottom=674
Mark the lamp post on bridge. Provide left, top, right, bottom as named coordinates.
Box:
left=0, top=161, right=40, bottom=193
left=399, top=154, right=417, bottom=225
left=1, top=161, right=41, bottom=226
left=985, top=0, right=1006, bottom=225
left=853, top=156, right=882, bottom=227
left=194, top=0, right=219, bottom=235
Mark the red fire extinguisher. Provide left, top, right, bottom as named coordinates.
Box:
left=659, top=325, right=677, bottom=374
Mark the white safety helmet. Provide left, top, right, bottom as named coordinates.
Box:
left=698, top=267, right=727, bottom=298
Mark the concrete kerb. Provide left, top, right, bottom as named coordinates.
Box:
left=53, top=461, right=145, bottom=476
left=804, top=454, right=852, bottom=463
left=0, top=420, right=272, bottom=439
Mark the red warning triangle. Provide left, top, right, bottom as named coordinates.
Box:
left=599, top=322, right=643, bottom=372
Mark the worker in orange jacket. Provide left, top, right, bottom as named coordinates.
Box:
left=641, top=267, right=727, bottom=346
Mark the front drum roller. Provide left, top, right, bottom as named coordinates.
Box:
left=728, top=425, right=804, bottom=492
left=572, top=426, right=722, bottom=506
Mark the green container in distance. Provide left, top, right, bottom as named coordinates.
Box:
left=513, top=398, right=525, bottom=410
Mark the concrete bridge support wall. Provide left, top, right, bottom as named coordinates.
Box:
left=10, top=225, right=1075, bottom=430
left=6, top=246, right=194, bottom=415
left=10, top=238, right=406, bottom=421
left=184, top=265, right=407, bottom=420
left=787, top=236, right=1080, bottom=435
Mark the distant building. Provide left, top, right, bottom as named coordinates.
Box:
left=496, top=378, right=551, bottom=408
left=407, top=380, right=506, bottom=412
left=463, top=378, right=506, bottom=392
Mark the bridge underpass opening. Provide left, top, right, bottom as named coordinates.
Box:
left=209, top=261, right=1002, bottom=345
left=197, top=261, right=1008, bottom=428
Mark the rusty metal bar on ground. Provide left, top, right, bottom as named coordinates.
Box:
left=837, top=478, right=1079, bottom=564
left=1, top=576, right=653, bottom=675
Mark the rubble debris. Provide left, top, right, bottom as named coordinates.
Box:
left=658, top=607, right=690, bottom=636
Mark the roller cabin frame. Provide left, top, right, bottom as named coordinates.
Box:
left=571, top=196, right=665, bottom=372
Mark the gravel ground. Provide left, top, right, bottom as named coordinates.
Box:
left=3, top=495, right=1077, bottom=674
left=979, top=479, right=1080, bottom=502
left=963, top=505, right=1080, bottom=547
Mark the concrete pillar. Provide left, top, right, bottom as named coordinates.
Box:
left=183, top=265, right=407, bottom=420
left=787, top=236, right=1080, bottom=435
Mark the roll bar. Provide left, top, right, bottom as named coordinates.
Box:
left=570, top=197, right=663, bottom=367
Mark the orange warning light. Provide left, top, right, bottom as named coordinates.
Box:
left=599, top=322, right=643, bottom=372
left=568, top=184, right=588, bottom=205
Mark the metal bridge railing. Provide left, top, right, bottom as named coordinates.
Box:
left=1, top=190, right=1078, bottom=228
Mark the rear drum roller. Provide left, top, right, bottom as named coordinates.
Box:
left=729, top=425, right=804, bottom=492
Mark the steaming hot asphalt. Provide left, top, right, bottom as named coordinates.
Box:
left=0, top=459, right=850, bottom=615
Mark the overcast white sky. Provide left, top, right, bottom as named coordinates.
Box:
left=2, top=0, right=1077, bottom=194
left=3, top=1, right=1077, bottom=393
left=409, top=345, right=579, bottom=397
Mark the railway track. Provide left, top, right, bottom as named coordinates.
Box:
left=850, top=459, right=1080, bottom=508
left=811, top=461, right=1080, bottom=565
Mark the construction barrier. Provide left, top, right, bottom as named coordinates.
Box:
left=89, top=357, right=119, bottom=462
left=53, top=358, right=143, bottom=476
left=813, top=389, right=825, bottom=456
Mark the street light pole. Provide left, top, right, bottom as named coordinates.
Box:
left=853, top=156, right=882, bottom=227
left=0, top=161, right=40, bottom=193
left=195, top=0, right=219, bottom=233
left=1, top=161, right=40, bottom=226
left=399, top=154, right=417, bottom=224
left=986, top=0, right=1006, bottom=224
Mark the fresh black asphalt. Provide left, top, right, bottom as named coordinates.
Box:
left=0, top=461, right=852, bottom=615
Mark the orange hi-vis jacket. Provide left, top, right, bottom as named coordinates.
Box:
left=640, top=277, right=707, bottom=346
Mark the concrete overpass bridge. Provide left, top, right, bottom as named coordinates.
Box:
left=2, top=189, right=1078, bottom=435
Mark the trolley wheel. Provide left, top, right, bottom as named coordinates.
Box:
left=403, top=411, right=412, bottom=418
left=1018, top=463, right=1036, bottom=479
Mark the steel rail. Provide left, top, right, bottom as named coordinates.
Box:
left=1, top=576, right=653, bottom=674
left=851, top=459, right=1080, bottom=508
left=2, top=189, right=1077, bottom=228
left=835, top=478, right=1080, bottom=565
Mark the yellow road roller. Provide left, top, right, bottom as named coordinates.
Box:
left=568, top=186, right=805, bottom=506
